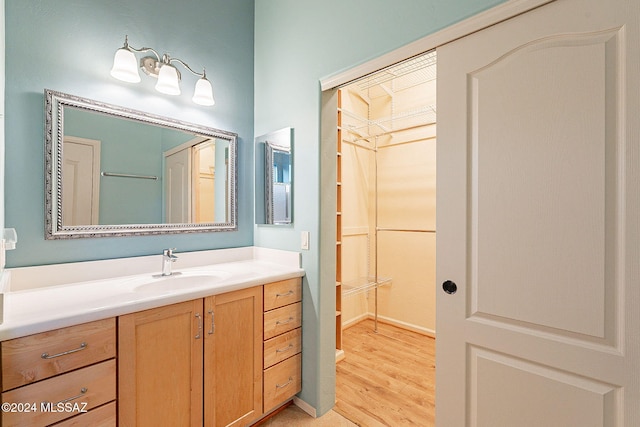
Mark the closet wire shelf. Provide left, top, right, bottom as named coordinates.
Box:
left=342, top=276, right=392, bottom=297
left=339, top=104, right=437, bottom=141
left=354, top=50, right=437, bottom=91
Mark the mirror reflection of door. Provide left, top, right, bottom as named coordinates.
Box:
left=271, top=149, right=291, bottom=224
left=192, top=140, right=215, bottom=223
left=255, top=128, right=293, bottom=226
left=164, top=147, right=191, bottom=224
left=164, top=138, right=227, bottom=224
left=62, top=136, right=101, bottom=226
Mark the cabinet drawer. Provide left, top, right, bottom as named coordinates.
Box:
left=264, top=328, right=301, bottom=369
left=264, top=302, right=302, bottom=340
left=1, top=359, right=116, bottom=427
left=264, top=278, right=301, bottom=311
left=1, top=318, right=116, bottom=391
left=263, top=353, right=301, bottom=412
left=51, top=401, right=116, bottom=427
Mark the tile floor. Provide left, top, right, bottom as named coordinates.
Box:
left=260, top=404, right=358, bottom=427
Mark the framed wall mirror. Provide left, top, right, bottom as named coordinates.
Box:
left=45, top=89, right=238, bottom=239
left=255, top=128, right=293, bottom=225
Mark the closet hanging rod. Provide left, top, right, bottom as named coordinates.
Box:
left=342, top=230, right=370, bottom=237
left=341, top=138, right=377, bottom=152
left=343, top=121, right=437, bottom=143
left=377, top=135, right=437, bottom=149
left=377, top=228, right=436, bottom=233
left=101, top=172, right=159, bottom=180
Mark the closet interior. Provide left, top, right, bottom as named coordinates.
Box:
left=335, top=51, right=437, bottom=359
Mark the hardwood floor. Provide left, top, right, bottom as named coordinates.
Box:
left=334, top=319, right=436, bottom=426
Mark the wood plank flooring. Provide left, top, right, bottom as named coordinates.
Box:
left=334, top=320, right=436, bottom=426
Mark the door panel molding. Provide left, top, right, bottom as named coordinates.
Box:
left=467, top=27, right=624, bottom=346
left=469, top=346, right=619, bottom=427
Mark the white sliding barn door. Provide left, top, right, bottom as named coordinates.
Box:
left=436, top=0, right=639, bottom=425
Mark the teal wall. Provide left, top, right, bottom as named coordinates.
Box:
left=4, top=0, right=254, bottom=266
left=254, top=0, right=505, bottom=415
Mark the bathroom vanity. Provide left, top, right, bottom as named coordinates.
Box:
left=1, top=318, right=116, bottom=426
left=0, top=247, right=304, bottom=427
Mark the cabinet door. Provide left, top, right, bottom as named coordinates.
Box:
left=204, top=287, right=263, bottom=427
left=119, top=300, right=204, bottom=427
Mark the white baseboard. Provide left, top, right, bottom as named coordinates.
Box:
left=344, top=312, right=436, bottom=338
left=369, top=313, right=436, bottom=338
left=293, top=396, right=317, bottom=418
left=341, top=312, right=370, bottom=329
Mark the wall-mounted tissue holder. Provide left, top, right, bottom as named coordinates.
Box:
left=3, top=229, right=17, bottom=250
left=0, top=228, right=15, bottom=324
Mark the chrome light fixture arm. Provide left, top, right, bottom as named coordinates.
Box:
left=166, top=56, right=206, bottom=79
left=123, top=36, right=161, bottom=62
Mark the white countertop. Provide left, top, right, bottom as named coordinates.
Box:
left=0, top=247, right=304, bottom=341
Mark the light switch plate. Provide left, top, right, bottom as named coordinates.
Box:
left=301, top=231, right=310, bottom=250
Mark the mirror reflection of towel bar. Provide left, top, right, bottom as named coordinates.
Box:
left=101, top=172, right=158, bottom=180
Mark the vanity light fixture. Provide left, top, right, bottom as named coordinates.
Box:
left=110, top=36, right=215, bottom=106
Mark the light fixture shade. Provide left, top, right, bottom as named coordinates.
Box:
left=110, top=48, right=141, bottom=83
left=155, top=64, right=181, bottom=95
left=192, top=77, right=215, bottom=106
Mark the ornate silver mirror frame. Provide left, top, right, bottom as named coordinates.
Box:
left=45, top=89, right=238, bottom=239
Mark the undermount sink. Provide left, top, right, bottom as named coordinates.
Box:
left=133, top=271, right=232, bottom=292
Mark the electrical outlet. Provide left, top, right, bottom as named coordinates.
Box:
left=301, top=231, right=310, bottom=250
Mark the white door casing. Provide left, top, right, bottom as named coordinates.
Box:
left=436, top=0, right=639, bottom=425
left=62, top=136, right=101, bottom=226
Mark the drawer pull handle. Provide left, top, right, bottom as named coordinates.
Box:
left=276, top=377, right=293, bottom=389
left=41, top=342, right=87, bottom=359
left=276, top=317, right=294, bottom=325
left=276, top=344, right=294, bottom=353
left=56, top=387, right=88, bottom=405
left=276, top=290, right=294, bottom=297
left=195, top=313, right=202, bottom=339
left=208, top=310, right=215, bottom=335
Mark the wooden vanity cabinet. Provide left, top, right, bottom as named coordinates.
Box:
left=204, top=287, right=263, bottom=427
left=118, top=286, right=263, bottom=427
left=0, top=318, right=117, bottom=427
left=262, top=278, right=302, bottom=412
left=118, top=299, right=204, bottom=427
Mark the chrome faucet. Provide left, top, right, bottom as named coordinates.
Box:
left=162, top=248, right=178, bottom=276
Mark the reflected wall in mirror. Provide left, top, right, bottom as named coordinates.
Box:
left=255, top=128, right=293, bottom=225
left=45, top=89, right=238, bottom=239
